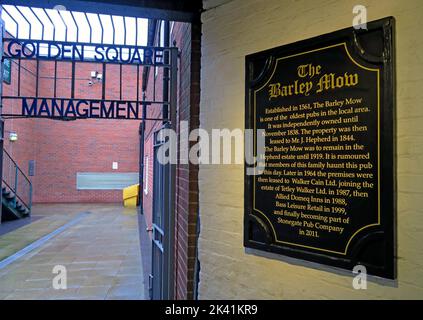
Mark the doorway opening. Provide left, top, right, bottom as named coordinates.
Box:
left=0, top=3, right=180, bottom=300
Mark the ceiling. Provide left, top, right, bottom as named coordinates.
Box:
left=0, top=0, right=203, bottom=22
left=203, top=0, right=234, bottom=10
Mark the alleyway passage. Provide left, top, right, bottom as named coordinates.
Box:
left=0, top=204, right=145, bottom=300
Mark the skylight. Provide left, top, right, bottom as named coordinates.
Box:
left=1, top=4, right=148, bottom=46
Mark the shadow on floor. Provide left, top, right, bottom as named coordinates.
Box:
left=0, top=216, right=43, bottom=237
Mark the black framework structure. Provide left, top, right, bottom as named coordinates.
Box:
left=0, top=4, right=176, bottom=121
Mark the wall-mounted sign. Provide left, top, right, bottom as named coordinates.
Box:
left=245, top=17, right=396, bottom=279
left=3, top=58, right=11, bottom=84
left=4, top=38, right=168, bottom=66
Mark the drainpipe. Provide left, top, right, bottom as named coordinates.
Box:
left=139, top=92, right=146, bottom=214
left=139, top=19, right=157, bottom=213
left=162, top=20, right=175, bottom=300
left=163, top=21, right=170, bottom=123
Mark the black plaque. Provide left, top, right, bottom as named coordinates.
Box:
left=245, top=17, right=395, bottom=279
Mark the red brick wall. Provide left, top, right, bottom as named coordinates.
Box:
left=3, top=57, right=37, bottom=179
left=173, top=21, right=200, bottom=300
left=2, top=46, right=142, bottom=203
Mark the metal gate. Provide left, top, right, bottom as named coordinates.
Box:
left=151, top=125, right=172, bottom=299
left=0, top=4, right=178, bottom=299
left=150, top=47, right=177, bottom=300
left=149, top=37, right=178, bottom=300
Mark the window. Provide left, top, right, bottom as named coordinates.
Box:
left=28, top=160, right=35, bottom=176
left=170, top=21, right=175, bottom=37
left=76, top=172, right=139, bottom=190
left=154, top=20, right=163, bottom=78
left=144, top=156, right=149, bottom=194
left=159, top=20, right=165, bottom=47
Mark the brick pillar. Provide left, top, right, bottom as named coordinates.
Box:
left=0, top=7, right=4, bottom=224
left=173, top=20, right=201, bottom=300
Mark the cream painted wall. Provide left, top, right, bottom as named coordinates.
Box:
left=198, top=0, right=423, bottom=299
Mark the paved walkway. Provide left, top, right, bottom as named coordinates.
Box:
left=0, top=204, right=145, bottom=300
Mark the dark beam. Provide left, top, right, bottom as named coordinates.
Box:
left=1, top=0, right=202, bottom=22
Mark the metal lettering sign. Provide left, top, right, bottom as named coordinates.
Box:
left=0, top=40, right=177, bottom=121
left=244, top=17, right=396, bottom=279
left=8, top=98, right=147, bottom=120
left=4, top=38, right=168, bottom=66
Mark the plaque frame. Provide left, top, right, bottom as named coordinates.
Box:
left=244, top=17, right=396, bottom=279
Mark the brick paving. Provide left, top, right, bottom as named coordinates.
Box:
left=0, top=204, right=145, bottom=300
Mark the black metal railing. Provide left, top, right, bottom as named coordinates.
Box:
left=2, top=149, right=32, bottom=212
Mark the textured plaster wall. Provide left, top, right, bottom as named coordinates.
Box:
left=198, top=0, right=423, bottom=299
